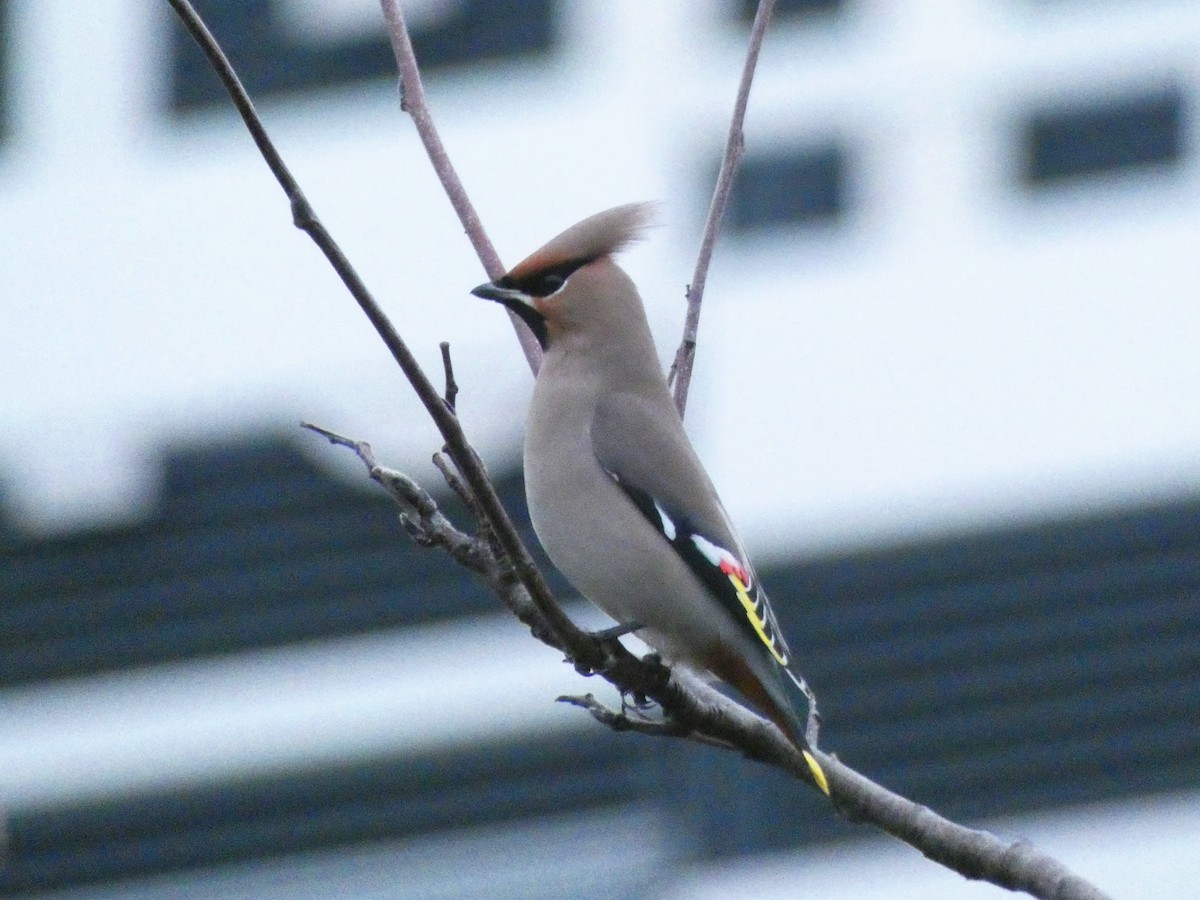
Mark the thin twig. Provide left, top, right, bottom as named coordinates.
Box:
left=303, top=423, right=539, bottom=620
left=439, top=341, right=459, bottom=411
left=432, top=450, right=475, bottom=515
left=557, top=693, right=691, bottom=739
left=300, top=421, right=377, bottom=466
left=669, top=0, right=776, bottom=417
left=376, top=0, right=542, bottom=374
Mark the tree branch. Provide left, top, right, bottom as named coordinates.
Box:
left=668, top=0, right=776, bottom=417
left=819, top=754, right=1108, bottom=900
left=302, top=426, right=1111, bottom=900
left=558, top=693, right=693, bottom=739
left=168, top=4, right=1112, bottom=897
left=300, top=424, right=488, bottom=574
left=376, top=0, right=542, bottom=375
left=167, top=0, right=583, bottom=659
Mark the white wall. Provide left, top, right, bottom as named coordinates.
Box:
left=0, top=6, right=1195, bottom=894
left=2, top=2, right=1198, bottom=557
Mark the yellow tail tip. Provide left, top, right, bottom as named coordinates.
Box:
left=803, top=749, right=830, bottom=796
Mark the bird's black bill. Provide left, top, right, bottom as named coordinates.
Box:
left=470, top=282, right=523, bottom=303
left=470, top=281, right=548, bottom=349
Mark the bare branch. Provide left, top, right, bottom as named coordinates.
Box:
left=432, top=450, right=477, bottom=517
left=377, top=0, right=542, bottom=374
left=168, top=0, right=590, bottom=663
left=669, top=0, right=776, bottom=416
left=303, top=422, right=552, bottom=634
left=301, top=423, right=490, bottom=574
left=821, top=753, right=1110, bottom=900
left=173, top=7, right=1113, bottom=898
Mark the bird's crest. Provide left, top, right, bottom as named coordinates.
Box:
left=506, top=202, right=657, bottom=283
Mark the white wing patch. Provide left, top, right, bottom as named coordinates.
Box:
left=689, top=533, right=726, bottom=568
left=653, top=500, right=677, bottom=540
left=605, top=466, right=791, bottom=668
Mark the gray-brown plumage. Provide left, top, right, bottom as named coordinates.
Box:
left=472, top=204, right=827, bottom=793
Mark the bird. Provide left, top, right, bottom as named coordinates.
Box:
left=471, top=203, right=828, bottom=795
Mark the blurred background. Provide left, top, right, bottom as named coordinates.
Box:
left=2, top=1, right=1199, bottom=896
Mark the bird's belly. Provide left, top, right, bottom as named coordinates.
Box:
left=524, top=448, right=730, bottom=665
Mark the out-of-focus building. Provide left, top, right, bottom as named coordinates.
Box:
left=1, top=2, right=1198, bottom=897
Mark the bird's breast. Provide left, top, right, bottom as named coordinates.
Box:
left=522, top=377, right=739, bottom=664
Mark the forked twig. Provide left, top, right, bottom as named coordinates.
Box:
left=301, top=423, right=492, bottom=573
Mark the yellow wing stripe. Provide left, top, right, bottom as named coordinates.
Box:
left=803, top=750, right=831, bottom=795
left=728, top=572, right=789, bottom=666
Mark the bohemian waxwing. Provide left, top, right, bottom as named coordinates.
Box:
left=472, top=203, right=828, bottom=794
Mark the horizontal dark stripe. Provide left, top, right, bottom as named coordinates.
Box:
left=1, top=433, right=1197, bottom=886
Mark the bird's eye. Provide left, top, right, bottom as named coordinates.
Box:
left=510, top=259, right=587, bottom=298
left=535, top=274, right=565, bottom=296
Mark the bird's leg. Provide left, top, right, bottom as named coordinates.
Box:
left=588, top=619, right=644, bottom=641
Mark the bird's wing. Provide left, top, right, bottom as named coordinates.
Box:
left=590, top=391, right=794, bottom=668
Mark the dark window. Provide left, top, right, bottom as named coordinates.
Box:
left=736, top=0, right=844, bottom=21
left=0, top=731, right=658, bottom=895
left=1020, top=86, right=1185, bottom=186
left=168, top=0, right=556, bottom=113
left=0, top=437, right=560, bottom=688
left=4, top=440, right=1197, bottom=892
left=724, top=144, right=848, bottom=233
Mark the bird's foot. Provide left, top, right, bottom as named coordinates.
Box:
left=570, top=621, right=645, bottom=679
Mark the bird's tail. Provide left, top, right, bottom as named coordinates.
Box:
left=778, top=667, right=829, bottom=795
left=771, top=666, right=830, bottom=796
left=720, top=650, right=830, bottom=795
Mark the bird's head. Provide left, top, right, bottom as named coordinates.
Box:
left=471, top=202, right=656, bottom=350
